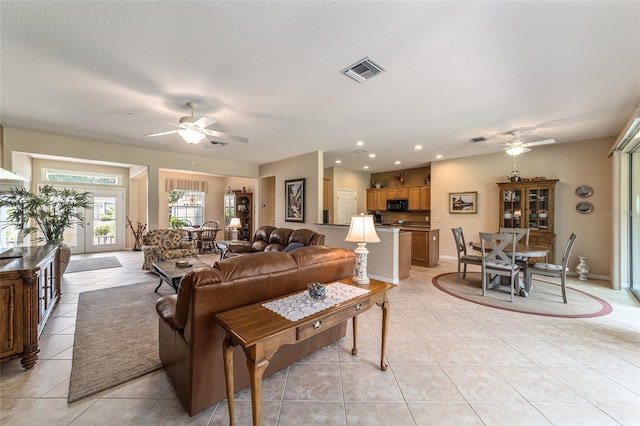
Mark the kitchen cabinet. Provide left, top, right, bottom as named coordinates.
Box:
left=398, top=231, right=412, bottom=279
left=497, top=179, right=558, bottom=262
left=0, top=244, right=60, bottom=369
left=420, top=186, right=431, bottom=210
left=406, top=228, right=439, bottom=267
left=367, top=185, right=430, bottom=212
left=366, top=188, right=387, bottom=211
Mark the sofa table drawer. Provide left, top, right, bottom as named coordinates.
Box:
left=297, top=298, right=371, bottom=340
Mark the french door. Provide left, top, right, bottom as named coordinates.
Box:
left=46, top=185, right=126, bottom=254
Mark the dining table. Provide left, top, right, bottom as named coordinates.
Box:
left=470, top=240, right=549, bottom=296
left=183, top=226, right=220, bottom=253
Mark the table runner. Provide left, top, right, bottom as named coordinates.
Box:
left=262, top=282, right=369, bottom=322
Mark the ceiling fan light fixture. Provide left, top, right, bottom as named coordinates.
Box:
left=178, top=129, right=205, bottom=144
left=506, top=146, right=531, bottom=156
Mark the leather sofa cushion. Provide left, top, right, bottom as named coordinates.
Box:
left=289, top=229, right=318, bottom=246
left=270, top=228, right=293, bottom=245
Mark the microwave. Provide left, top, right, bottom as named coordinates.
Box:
left=387, top=199, right=408, bottom=212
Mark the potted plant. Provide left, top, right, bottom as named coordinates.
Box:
left=0, top=184, right=92, bottom=274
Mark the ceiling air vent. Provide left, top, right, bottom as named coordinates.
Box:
left=471, top=136, right=487, bottom=143
left=341, top=57, right=386, bottom=83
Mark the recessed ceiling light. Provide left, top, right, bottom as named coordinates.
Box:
left=335, top=160, right=342, bottom=164
left=363, top=166, right=369, bottom=169
left=369, top=153, right=376, bottom=158
left=394, top=161, right=401, bottom=165
left=356, top=141, right=365, bottom=146
left=414, top=145, right=423, bottom=150
left=435, top=154, right=443, bottom=159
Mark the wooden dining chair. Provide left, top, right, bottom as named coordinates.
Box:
left=525, top=233, right=578, bottom=303
left=198, top=220, right=220, bottom=253
left=451, top=227, right=482, bottom=283
left=499, top=227, right=530, bottom=245
left=172, top=220, right=192, bottom=241
left=499, top=227, right=532, bottom=272
left=480, top=232, right=519, bottom=302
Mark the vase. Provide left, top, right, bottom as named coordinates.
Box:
left=575, top=256, right=589, bottom=280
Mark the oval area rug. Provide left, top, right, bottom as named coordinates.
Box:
left=433, top=272, right=612, bottom=318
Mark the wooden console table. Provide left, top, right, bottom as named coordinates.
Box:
left=213, top=278, right=395, bottom=426
left=0, top=244, right=60, bottom=369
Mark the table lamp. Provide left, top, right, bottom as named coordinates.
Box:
left=345, top=214, right=381, bottom=285
left=229, top=218, right=241, bottom=241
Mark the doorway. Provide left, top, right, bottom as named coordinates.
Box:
left=336, top=188, right=357, bottom=224
left=47, top=185, right=126, bottom=254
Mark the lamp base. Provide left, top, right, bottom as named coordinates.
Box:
left=231, top=229, right=238, bottom=242
left=352, top=243, right=370, bottom=285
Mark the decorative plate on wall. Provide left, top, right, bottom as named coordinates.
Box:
left=575, top=185, right=593, bottom=198
left=576, top=202, right=593, bottom=214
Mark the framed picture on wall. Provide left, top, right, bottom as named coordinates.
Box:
left=285, top=178, right=305, bottom=222
left=449, top=191, right=478, bottom=214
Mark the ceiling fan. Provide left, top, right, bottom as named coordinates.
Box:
left=503, top=129, right=555, bottom=156
left=145, top=102, right=249, bottom=145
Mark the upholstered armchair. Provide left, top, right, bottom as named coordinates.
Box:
left=142, top=229, right=199, bottom=270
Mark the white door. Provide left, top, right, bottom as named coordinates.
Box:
left=48, top=186, right=126, bottom=254
left=336, top=188, right=357, bottom=224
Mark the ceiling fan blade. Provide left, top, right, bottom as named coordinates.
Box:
left=194, top=116, right=216, bottom=129
left=145, top=129, right=179, bottom=137
left=202, top=129, right=249, bottom=144
left=524, top=138, right=555, bottom=147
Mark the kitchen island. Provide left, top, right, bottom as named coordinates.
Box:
left=315, top=223, right=411, bottom=284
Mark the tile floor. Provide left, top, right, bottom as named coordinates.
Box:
left=1, top=250, right=639, bottom=425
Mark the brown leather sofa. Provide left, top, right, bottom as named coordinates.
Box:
left=226, top=226, right=325, bottom=257
left=155, top=245, right=355, bottom=416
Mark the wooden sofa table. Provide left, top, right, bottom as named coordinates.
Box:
left=213, top=277, right=395, bottom=426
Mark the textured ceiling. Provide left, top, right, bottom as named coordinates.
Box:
left=1, top=1, right=639, bottom=172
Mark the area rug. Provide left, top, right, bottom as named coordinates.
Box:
left=68, top=281, right=163, bottom=402
left=432, top=272, right=612, bottom=318
left=66, top=256, right=123, bottom=273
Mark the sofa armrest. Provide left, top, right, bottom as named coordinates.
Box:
left=156, top=295, right=180, bottom=331
left=229, top=241, right=253, bottom=253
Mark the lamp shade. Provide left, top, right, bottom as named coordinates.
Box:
left=229, top=218, right=241, bottom=229
left=345, top=214, right=380, bottom=243
left=505, top=146, right=531, bottom=156
left=178, top=128, right=205, bottom=144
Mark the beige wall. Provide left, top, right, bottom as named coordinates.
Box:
left=325, top=166, right=371, bottom=220
left=259, top=151, right=322, bottom=227
left=2, top=127, right=259, bottom=229
left=432, top=137, right=613, bottom=278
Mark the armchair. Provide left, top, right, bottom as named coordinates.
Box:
left=142, top=229, right=199, bottom=270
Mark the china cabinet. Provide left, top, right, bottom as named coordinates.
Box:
left=497, top=179, right=558, bottom=262
left=224, top=192, right=253, bottom=241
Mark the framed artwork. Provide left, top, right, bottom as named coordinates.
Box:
left=449, top=191, right=478, bottom=214
left=285, top=178, right=305, bottom=222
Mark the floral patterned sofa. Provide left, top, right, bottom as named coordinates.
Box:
left=142, top=229, right=199, bottom=270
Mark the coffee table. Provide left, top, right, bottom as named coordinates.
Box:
left=151, top=258, right=209, bottom=293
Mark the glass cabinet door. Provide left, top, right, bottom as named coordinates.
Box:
left=501, top=189, right=523, bottom=228
left=526, top=187, right=550, bottom=231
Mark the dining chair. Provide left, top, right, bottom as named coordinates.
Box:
left=198, top=220, right=220, bottom=253
left=172, top=220, right=192, bottom=241
left=499, top=226, right=531, bottom=270
left=479, top=232, right=519, bottom=302
left=499, top=227, right=530, bottom=245
left=451, top=227, right=483, bottom=283
left=525, top=233, right=578, bottom=303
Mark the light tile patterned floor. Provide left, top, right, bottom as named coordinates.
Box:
left=1, top=251, right=639, bottom=425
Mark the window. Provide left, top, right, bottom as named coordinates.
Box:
left=43, top=168, right=121, bottom=185
left=169, top=190, right=204, bottom=226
